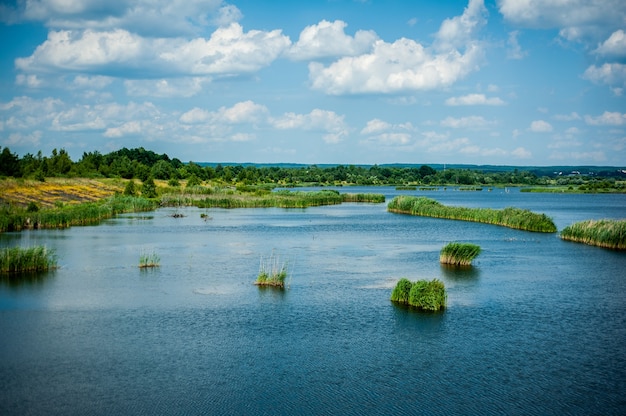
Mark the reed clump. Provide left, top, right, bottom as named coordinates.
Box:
left=390, top=278, right=446, bottom=311
left=560, top=219, right=626, bottom=250
left=387, top=195, right=557, bottom=233
left=440, top=242, right=481, bottom=266
left=255, top=253, right=288, bottom=288
left=139, top=251, right=160, bottom=268
left=0, top=246, right=57, bottom=274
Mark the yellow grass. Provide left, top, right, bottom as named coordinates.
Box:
left=0, top=178, right=125, bottom=208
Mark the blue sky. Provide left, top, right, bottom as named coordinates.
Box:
left=1, top=0, right=625, bottom=166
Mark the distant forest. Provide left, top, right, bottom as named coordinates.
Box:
left=0, top=146, right=624, bottom=187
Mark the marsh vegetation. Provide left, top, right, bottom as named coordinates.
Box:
left=139, top=251, right=160, bottom=268
left=390, top=278, right=446, bottom=311
left=0, top=246, right=57, bottom=274
left=560, top=219, right=626, bottom=250
left=387, top=195, right=557, bottom=232
left=440, top=242, right=481, bottom=266
left=255, top=253, right=288, bottom=288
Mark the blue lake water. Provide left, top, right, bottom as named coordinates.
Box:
left=1, top=187, right=625, bottom=415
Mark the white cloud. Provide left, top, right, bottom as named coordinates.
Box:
left=445, top=93, right=505, bottom=106
left=511, top=147, right=532, bottom=158
left=15, top=74, right=43, bottom=88
left=594, top=30, right=626, bottom=58
left=584, top=111, right=626, bottom=126
left=271, top=109, right=348, bottom=143
left=506, top=30, right=527, bottom=59
left=125, top=78, right=207, bottom=98
left=180, top=101, right=269, bottom=125
left=15, top=23, right=291, bottom=79
left=441, top=116, right=492, bottom=128
left=553, top=112, right=581, bottom=121
left=4, top=131, right=43, bottom=147
left=361, top=119, right=391, bottom=135
left=360, top=118, right=415, bottom=146
left=308, top=0, right=487, bottom=95
left=287, top=20, right=378, bottom=61
left=529, top=120, right=553, bottom=132
left=583, top=63, right=626, bottom=87
left=497, top=0, right=626, bottom=42
left=104, top=121, right=143, bottom=138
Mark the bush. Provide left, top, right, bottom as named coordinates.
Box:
left=391, top=278, right=446, bottom=311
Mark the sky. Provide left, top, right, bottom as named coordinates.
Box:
left=0, top=0, right=625, bottom=166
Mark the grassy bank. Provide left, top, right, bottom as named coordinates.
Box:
left=391, top=278, right=446, bottom=311
left=440, top=242, right=481, bottom=266
left=0, top=195, right=156, bottom=232
left=560, top=219, right=626, bottom=250
left=0, top=246, right=57, bottom=273
left=387, top=195, right=557, bottom=232
left=164, top=189, right=384, bottom=209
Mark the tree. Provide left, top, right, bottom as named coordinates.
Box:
left=141, top=177, right=157, bottom=198
left=124, top=180, right=138, bottom=196
left=0, top=147, right=21, bottom=177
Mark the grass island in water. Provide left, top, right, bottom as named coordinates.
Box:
left=387, top=195, right=557, bottom=233
left=560, top=219, right=626, bottom=250
left=0, top=246, right=57, bottom=274
left=255, top=253, right=288, bottom=288
left=390, top=278, right=446, bottom=311
left=440, top=242, right=481, bottom=266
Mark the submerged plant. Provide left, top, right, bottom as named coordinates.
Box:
left=0, top=246, right=57, bottom=274
left=255, top=252, right=288, bottom=288
left=139, top=250, right=160, bottom=268
left=439, top=242, right=481, bottom=266
left=391, top=278, right=446, bottom=311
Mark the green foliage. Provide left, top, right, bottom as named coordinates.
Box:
left=255, top=253, right=288, bottom=288
left=141, top=177, right=158, bottom=198
left=390, top=278, right=413, bottom=303
left=391, top=278, right=446, bottom=311
left=123, top=179, right=138, bottom=196
left=387, top=196, right=557, bottom=233
left=560, top=219, right=626, bottom=250
left=440, top=242, right=481, bottom=266
left=26, top=202, right=39, bottom=213
left=0, top=246, right=57, bottom=273
left=186, top=174, right=202, bottom=188
left=139, top=250, right=160, bottom=268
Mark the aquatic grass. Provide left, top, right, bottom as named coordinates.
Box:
left=560, top=219, right=626, bottom=250
left=391, top=278, right=446, bottom=311
left=0, top=195, right=156, bottom=232
left=255, top=253, right=288, bottom=288
left=139, top=251, right=160, bottom=268
left=440, top=242, right=481, bottom=266
left=0, top=246, right=57, bottom=274
left=387, top=195, right=557, bottom=233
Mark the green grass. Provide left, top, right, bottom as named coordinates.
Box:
left=0, top=246, right=57, bottom=274
left=390, top=278, right=446, bottom=311
left=1, top=195, right=156, bottom=232
left=255, top=253, right=288, bottom=288
left=387, top=195, right=557, bottom=233
left=139, top=250, right=160, bottom=268
left=560, top=219, right=626, bottom=250
left=440, top=242, right=481, bottom=266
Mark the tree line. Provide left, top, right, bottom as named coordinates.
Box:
left=0, top=145, right=622, bottom=187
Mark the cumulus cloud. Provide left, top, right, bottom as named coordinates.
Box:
left=271, top=109, right=348, bottom=143
left=594, top=30, right=626, bottom=58
left=584, top=111, right=626, bottom=126
left=529, top=120, right=553, bottom=132
left=506, top=30, right=527, bottom=59
left=441, top=116, right=493, bottom=128
left=125, top=78, right=208, bottom=98
left=497, top=0, right=626, bottom=42
left=445, top=93, right=505, bottom=106
left=308, top=0, right=487, bottom=95
left=287, top=20, right=378, bottom=61
left=360, top=118, right=415, bottom=146
left=180, top=101, right=269, bottom=124
left=511, top=147, right=532, bottom=158
left=583, top=63, right=626, bottom=88
left=16, top=23, right=291, bottom=79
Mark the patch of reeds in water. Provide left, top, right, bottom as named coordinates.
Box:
left=0, top=195, right=156, bottom=232
left=139, top=251, right=160, bottom=268
left=560, top=219, right=626, bottom=250
left=191, top=190, right=384, bottom=209
left=387, top=195, right=557, bottom=233
left=390, top=278, right=446, bottom=311
left=255, top=253, right=288, bottom=288
left=0, top=246, right=57, bottom=274
left=439, top=242, right=481, bottom=266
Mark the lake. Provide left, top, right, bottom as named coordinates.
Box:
left=1, top=187, right=625, bottom=415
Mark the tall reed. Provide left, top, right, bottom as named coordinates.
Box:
left=387, top=195, right=557, bottom=232
left=0, top=246, right=57, bottom=273
left=560, top=219, right=626, bottom=250
left=255, top=253, right=288, bottom=288
left=390, top=278, right=446, bottom=311
left=439, top=242, right=481, bottom=266
left=139, top=250, right=160, bottom=268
